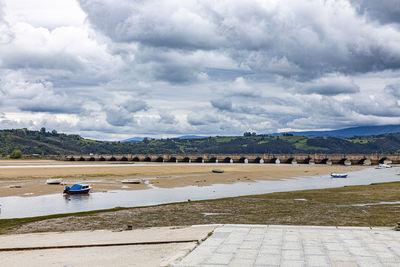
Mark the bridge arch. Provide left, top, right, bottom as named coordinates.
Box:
left=89, top=157, right=95, bottom=161
left=224, top=157, right=233, bottom=163
left=379, top=157, right=387, bottom=164
left=78, top=156, right=85, bottom=161
left=358, top=158, right=371, bottom=165
left=306, top=158, right=315, bottom=165
left=144, top=157, right=151, bottom=162
left=339, top=158, right=351, bottom=165
left=194, top=157, right=203, bottom=163
left=320, top=158, right=329, bottom=164
left=182, top=157, right=190, bottom=162
left=69, top=157, right=75, bottom=161
left=99, top=156, right=106, bottom=161
left=132, top=157, right=140, bottom=162
left=254, top=157, right=263, bottom=163
left=120, top=156, right=128, bottom=161
left=109, top=156, right=116, bottom=161
left=155, top=156, right=164, bottom=162
left=239, top=157, right=248, bottom=164
left=209, top=157, right=218, bottom=163
left=169, top=157, right=177, bottom=162
left=269, top=157, right=280, bottom=164
left=363, top=158, right=372, bottom=166
left=379, top=157, right=392, bottom=164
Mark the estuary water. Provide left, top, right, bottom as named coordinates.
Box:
left=0, top=167, right=399, bottom=219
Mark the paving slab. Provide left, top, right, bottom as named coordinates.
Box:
left=175, top=225, right=400, bottom=266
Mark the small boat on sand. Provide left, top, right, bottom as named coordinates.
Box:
left=46, top=178, right=63, bottom=184
left=121, top=179, right=141, bottom=184
left=375, top=164, right=392, bottom=169
left=331, top=173, right=348, bottom=178
left=212, top=169, right=224, bottom=173
left=63, top=184, right=92, bottom=194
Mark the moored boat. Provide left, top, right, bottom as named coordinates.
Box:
left=121, top=179, right=141, bottom=184
left=46, top=178, right=63, bottom=184
left=331, top=173, right=348, bottom=178
left=63, top=184, right=92, bottom=194
left=212, top=169, right=224, bottom=173
left=375, top=164, right=392, bottom=169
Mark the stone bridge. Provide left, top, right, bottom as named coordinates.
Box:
left=62, top=154, right=400, bottom=165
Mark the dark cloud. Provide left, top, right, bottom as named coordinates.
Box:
left=384, top=84, right=400, bottom=98
left=105, top=99, right=148, bottom=127
left=298, top=75, right=360, bottom=95
left=211, top=99, right=233, bottom=112
left=187, top=113, right=219, bottom=126
left=159, top=112, right=177, bottom=124
left=152, top=63, right=201, bottom=84
left=351, top=0, right=400, bottom=24
left=19, top=101, right=83, bottom=114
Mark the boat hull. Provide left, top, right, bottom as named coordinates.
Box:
left=46, top=179, right=63, bottom=185
left=330, top=174, right=348, bottom=178
left=121, top=179, right=141, bottom=184
left=63, top=184, right=92, bottom=194
left=63, top=189, right=91, bottom=194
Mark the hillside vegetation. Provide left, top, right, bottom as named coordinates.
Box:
left=1, top=129, right=400, bottom=156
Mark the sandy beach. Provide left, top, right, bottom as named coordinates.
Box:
left=0, top=160, right=366, bottom=197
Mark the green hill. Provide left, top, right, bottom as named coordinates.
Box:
left=1, top=129, right=400, bottom=156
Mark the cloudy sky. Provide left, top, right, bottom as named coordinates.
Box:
left=0, top=0, right=400, bottom=140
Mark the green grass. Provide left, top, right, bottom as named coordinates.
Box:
left=294, top=139, right=329, bottom=151
left=215, top=137, right=236, bottom=142
left=346, top=137, right=375, bottom=144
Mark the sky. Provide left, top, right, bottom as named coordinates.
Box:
left=0, top=0, right=400, bottom=140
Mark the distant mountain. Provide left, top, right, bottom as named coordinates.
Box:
left=121, top=135, right=208, bottom=142
left=274, top=125, right=400, bottom=138
left=177, top=135, right=209, bottom=139
left=120, top=137, right=145, bottom=143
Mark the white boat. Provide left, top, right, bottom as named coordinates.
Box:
left=331, top=173, right=348, bottom=178
left=375, top=164, right=392, bottom=169
left=212, top=169, right=224, bottom=173
left=121, top=179, right=141, bottom=184
left=46, top=178, right=63, bottom=184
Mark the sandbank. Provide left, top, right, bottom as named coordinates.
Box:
left=0, top=160, right=366, bottom=197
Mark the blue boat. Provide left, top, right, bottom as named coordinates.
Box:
left=63, top=184, right=92, bottom=194
left=330, top=173, right=348, bottom=178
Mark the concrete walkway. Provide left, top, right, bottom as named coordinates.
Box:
left=0, top=225, right=215, bottom=267
left=175, top=225, right=400, bottom=267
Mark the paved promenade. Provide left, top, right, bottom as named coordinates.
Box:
left=175, top=225, right=400, bottom=267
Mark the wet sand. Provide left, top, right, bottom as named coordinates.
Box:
left=0, top=160, right=366, bottom=197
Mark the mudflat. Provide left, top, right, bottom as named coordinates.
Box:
left=0, top=160, right=365, bottom=197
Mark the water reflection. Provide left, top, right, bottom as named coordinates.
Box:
left=0, top=167, right=399, bottom=219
